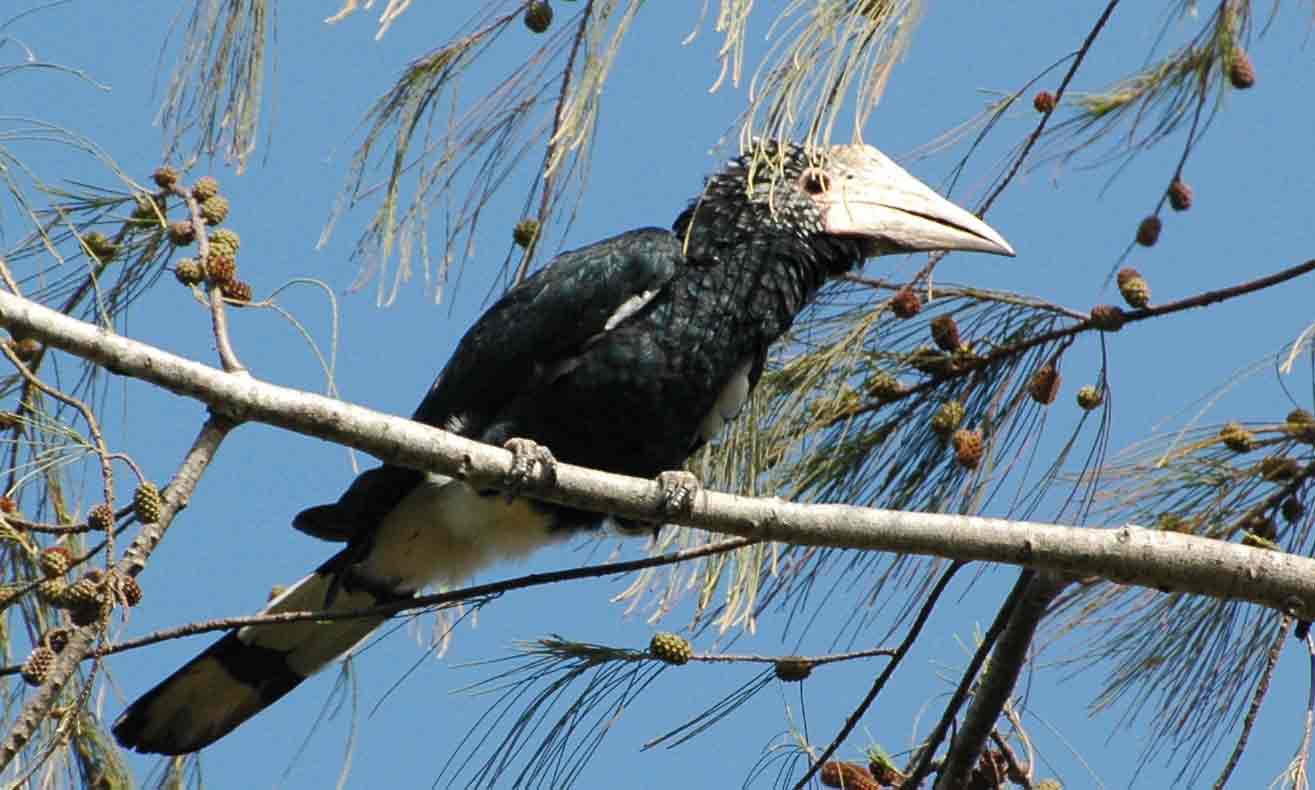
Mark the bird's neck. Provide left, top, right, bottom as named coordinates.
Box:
left=672, top=206, right=863, bottom=345
left=674, top=204, right=864, bottom=318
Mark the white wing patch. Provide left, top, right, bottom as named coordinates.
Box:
left=603, top=289, right=658, bottom=331
left=698, top=359, right=753, bottom=442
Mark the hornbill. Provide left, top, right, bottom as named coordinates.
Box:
left=113, top=142, right=1013, bottom=754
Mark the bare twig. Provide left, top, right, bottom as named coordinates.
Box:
left=1213, top=614, right=1294, bottom=789
left=979, top=0, right=1122, bottom=215
left=689, top=644, right=895, bottom=667
left=905, top=571, right=1033, bottom=787
left=935, top=572, right=1069, bottom=790
left=0, top=415, right=234, bottom=771
left=0, top=538, right=753, bottom=676
left=794, top=563, right=963, bottom=790
left=898, top=0, right=1120, bottom=293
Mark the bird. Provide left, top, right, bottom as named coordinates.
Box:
left=112, top=141, right=1013, bottom=754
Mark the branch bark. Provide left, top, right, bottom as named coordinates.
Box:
left=934, top=572, right=1069, bottom=790
left=0, top=415, right=232, bottom=772
left=1, top=289, right=1314, bottom=621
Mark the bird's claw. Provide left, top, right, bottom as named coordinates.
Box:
left=656, top=470, right=701, bottom=517
left=502, top=438, right=558, bottom=497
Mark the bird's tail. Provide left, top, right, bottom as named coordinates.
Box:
left=112, top=552, right=396, bottom=755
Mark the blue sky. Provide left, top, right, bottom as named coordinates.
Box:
left=4, top=2, right=1315, bottom=788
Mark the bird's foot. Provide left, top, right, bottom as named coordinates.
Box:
left=502, top=437, right=558, bottom=498
left=656, top=470, right=701, bottom=518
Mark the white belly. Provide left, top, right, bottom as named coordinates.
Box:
left=362, top=474, right=561, bottom=588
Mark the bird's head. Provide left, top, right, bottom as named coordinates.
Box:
left=676, top=141, right=1013, bottom=270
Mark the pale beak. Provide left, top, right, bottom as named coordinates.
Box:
left=816, top=145, right=1015, bottom=258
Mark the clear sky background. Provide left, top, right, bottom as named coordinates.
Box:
left=4, top=2, right=1315, bottom=788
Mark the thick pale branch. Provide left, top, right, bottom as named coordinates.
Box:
left=2, top=289, right=1315, bottom=619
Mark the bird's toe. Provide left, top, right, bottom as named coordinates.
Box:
left=502, top=437, right=558, bottom=496
left=656, top=470, right=701, bottom=517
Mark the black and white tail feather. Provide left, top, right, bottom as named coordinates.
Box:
left=112, top=475, right=558, bottom=754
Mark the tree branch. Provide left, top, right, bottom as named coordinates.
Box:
left=0, top=537, right=753, bottom=676
left=934, top=572, right=1069, bottom=790
left=1213, top=614, right=1293, bottom=789
left=2, top=289, right=1315, bottom=621
left=905, top=571, right=1032, bottom=787
left=0, top=414, right=233, bottom=772
left=855, top=257, right=1315, bottom=420
left=170, top=182, right=245, bottom=374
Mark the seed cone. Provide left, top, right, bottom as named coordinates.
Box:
left=1168, top=179, right=1193, bottom=211
left=649, top=632, right=693, bottom=665
left=953, top=428, right=984, bottom=469
left=891, top=288, right=921, bottom=319
left=1136, top=216, right=1162, bottom=247
left=1117, top=268, right=1151, bottom=308
left=1077, top=385, right=1104, bottom=410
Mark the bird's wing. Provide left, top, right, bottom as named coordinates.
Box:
left=413, top=226, right=686, bottom=432
left=292, top=227, right=687, bottom=543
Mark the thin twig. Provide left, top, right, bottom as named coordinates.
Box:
left=690, top=644, right=895, bottom=667
left=0, top=415, right=233, bottom=771
left=935, top=572, right=1069, bottom=790
left=1212, top=614, right=1293, bottom=789
left=515, top=0, right=595, bottom=284
left=904, top=571, right=1034, bottom=787
left=1159, top=49, right=1210, bottom=213
left=0, top=537, right=754, bottom=676
left=794, top=563, right=964, bottom=790
left=0, top=504, right=134, bottom=535
left=979, top=0, right=1122, bottom=215
left=898, top=0, right=1120, bottom=295
left=171, top=184, right=245, bottom=373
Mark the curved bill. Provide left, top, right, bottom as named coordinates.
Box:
left=816, top=144, right=1015, bottom=258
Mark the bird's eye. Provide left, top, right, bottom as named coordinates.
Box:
left=799, top=169, right=831, bottom=196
